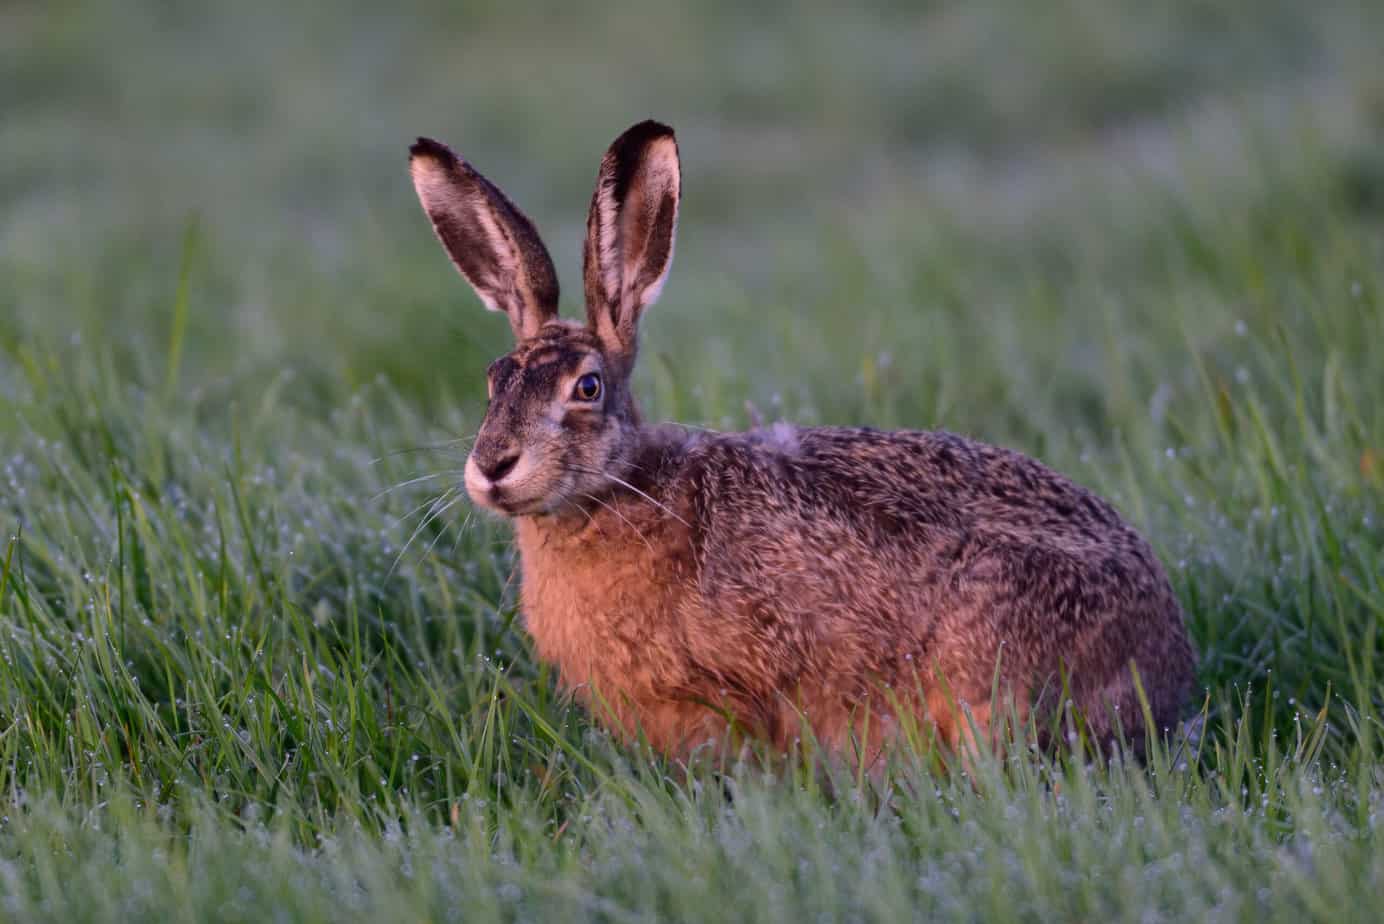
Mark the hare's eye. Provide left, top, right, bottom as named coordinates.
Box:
left=573, top=372, right=602, bottom=402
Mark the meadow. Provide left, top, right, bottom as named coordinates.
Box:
left=2, top=0, right=1383, bottom=919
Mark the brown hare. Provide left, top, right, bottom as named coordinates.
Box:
left=407, top=120, right=1196, bottom=765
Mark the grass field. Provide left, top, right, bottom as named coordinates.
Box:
left=3, top=0, right=1384, bottom=919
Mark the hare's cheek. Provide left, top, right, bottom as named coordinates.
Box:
left=559, top=407, right=608, bottom=441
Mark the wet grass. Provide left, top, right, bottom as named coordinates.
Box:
left=2, top=0, right=1384, bottom=919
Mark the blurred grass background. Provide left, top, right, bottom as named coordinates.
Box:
left=2, top=0, right=1384, bottom=920
left=5, top=0, right=1381, bottom=420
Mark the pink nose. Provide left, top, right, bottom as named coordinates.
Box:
left=477, top=452, right=519, bottom=482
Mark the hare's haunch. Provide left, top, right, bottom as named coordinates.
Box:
left=408, top=121, right=1196, bottom=761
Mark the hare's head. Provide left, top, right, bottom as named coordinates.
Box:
left=409, top=121, right=680, bottom=516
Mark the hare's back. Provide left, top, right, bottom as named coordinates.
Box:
left=678, top=425, right=1176, bottom=629
left=687, top=425, right=1135, bottom=546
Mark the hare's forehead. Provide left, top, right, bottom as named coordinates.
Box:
left=488, top=343, right=600, bottom=392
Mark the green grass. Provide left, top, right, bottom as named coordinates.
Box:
left=3, top=0, right=1384, bottom=919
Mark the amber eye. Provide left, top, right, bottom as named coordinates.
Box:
left=572, top=372, right=602, bottom=402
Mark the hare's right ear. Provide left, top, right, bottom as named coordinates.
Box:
left=409, top=137, right=559, bottom=341
left=582, top=120, right=681, bottom=366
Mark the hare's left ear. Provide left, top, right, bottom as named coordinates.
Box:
left=410, top=137, right=559, bottom=341
left=583, top=120, right=681, bottom=365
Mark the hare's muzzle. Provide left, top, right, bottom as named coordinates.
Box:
left=464, top=447, right=527, bottom=514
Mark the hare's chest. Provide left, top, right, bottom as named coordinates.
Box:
left=514, top=518, right=695, bottom=703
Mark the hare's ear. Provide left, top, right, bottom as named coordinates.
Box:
left=582, top=120, right=680, bottom=364
left=409, top=137, right=559, bottom=341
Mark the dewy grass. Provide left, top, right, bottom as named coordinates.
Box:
left=3, top=0, right=1384, bottom=919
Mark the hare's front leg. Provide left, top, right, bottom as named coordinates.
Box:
left=585, top=692, right=736, bottom=762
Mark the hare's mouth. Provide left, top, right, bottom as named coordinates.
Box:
left=481, top=485, right=549, bottom=517
left=467, top=480, right=542, bottom=517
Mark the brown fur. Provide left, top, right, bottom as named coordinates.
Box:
left=407, top=121, right=1197, bottom=764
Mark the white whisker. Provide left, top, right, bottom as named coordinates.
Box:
left=371, top=470, right=464, bottom=502
left=370, top=437, right=476, bottom=465
left=449, top=508, right=477, bottom=556
left=580, top=492, right=655, bottom=553
left=562, top=496, right=599, bottom=532
left=564, top=464, right=688, bottom=528
left=388, top=490, right=455, bottom=532
left=420, top=493, right=471, bottom=562
left=600, top=472, right=689, bottom=527
left=388, top=486, right=461, bottom=579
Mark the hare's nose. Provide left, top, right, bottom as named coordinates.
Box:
left=479, top=452, right=520, bottom=483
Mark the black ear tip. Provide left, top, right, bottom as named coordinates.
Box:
left=410, top=136, right=456, bottom=164
left=632, top=119, right=675, bottom=137
left=613, top=120, right=677, bottom=151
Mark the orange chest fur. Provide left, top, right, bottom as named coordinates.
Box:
left=513, top=516, right=695, bottom=704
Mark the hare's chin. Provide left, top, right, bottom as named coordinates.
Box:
left=467, top=483, right=552, bottom=518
